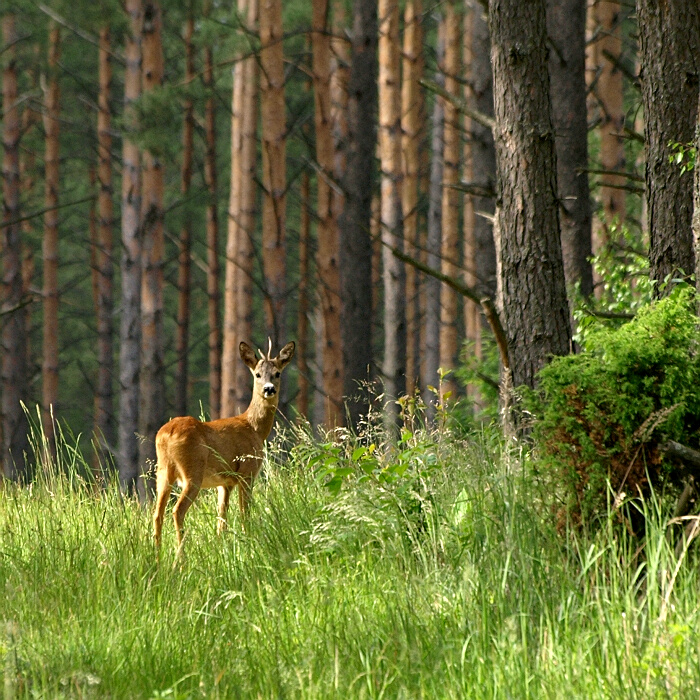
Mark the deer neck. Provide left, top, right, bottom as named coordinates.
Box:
left=243, top=392, right=279, bottom=439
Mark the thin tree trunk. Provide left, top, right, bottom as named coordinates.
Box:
left=235, top=0, right=259, bottom=413
left=1, top=14, right=29, bottom=479
left=139, top=0, right=165, bottom=486
left=94, top=26, right=115, bottom=459
left=339, top=0, right=377, bottom=428
left=489, top=0, right=571, bottom=390
left=469, top=3, right=496, bottom=299
left=694, top=88, right=700, bottom=290
left=422, top=25, right=445, bottom=419
left=462, top=4, right=480, bottom=406
left=222, top=0, right=248, bottom=418
left=547, top=0, right=593, bottom=297
left=378, top=0, right=406, bottom=422
left=592, top=1, right=625, bottom=241
left=42, top=22, right=61, bottom=451
left=175, top=12, right=194, bottom=418
left=312, top=0, right=343, bottom=427
left=204, top=44, right=222, bottom=418
left=119, top=0, right=143, bottom=493
left=298, top=170, right=311, bottom=419
left=260, top=0, right=286, bottom=349
left=401, top=0, right=423, bottom=394
left=637, top=0, right=700, bottom=291
left=439, top=3, right=460, bottom=402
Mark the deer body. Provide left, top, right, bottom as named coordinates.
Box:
left=153, top=341, right=295, bottom=549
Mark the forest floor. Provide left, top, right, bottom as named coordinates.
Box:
left=1, top=417, right=700, bottom=699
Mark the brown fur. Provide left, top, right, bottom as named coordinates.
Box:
left=153, top=340, right=295, bottom=550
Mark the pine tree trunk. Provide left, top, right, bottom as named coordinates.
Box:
left=422, top=25, right=445, bottom=419
left=94, top=26, right=115, bottom=457
left=222, top=0, right=248, bottom=418
left=339, top=0, right=377, bottom=428
left=637, top=0, right=700, bottom=291
left=298, top=170, right=311, bottom=418
left=235, top=0, right=259, bottom=412
left=470, top=3, right=497, bottom=300
left=489, top=0, right=571, bottom=390
left=462, top=4, right=480, bottom=406
left=439, top=3, right=460, bottom=402
left=592, top=1, right=625, bottom=236
left=175, top=12, right=194, bottom=418
left=119, top=0, right=143, bottom=493
left=42, top=22, right=61, bottom=451
left=378, top=0, right=406, bottom=421
left=401, top=0, right=423, bottom=394
left=139, top=0, right=165, bottom=485
left=312, top=0, right=343, bottom=427
left=204, top=45, right=222, bottom=418
left=260, top=0, right=287, bottom=349
left=1, top=14, right=29, bottom=479
left=694, top=89, right=700, bottom=289
left=547, top=0, right=593, bottom=297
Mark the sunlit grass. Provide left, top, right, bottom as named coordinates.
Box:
left=1, top=414, right=700, bottom=698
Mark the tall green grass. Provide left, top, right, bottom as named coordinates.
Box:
left=1, top=413, right=700, bottom=698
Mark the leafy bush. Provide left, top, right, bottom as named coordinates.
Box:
left=529, top=285, right=700, bottom=523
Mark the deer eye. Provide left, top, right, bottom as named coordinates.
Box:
left=255, top=373, right=261, bottom=379
left=275, top=371, right=280, bottom=378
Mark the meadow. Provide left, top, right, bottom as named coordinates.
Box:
left=1, top=413, right=700, bottom=699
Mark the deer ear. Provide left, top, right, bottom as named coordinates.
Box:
left=276, top=341, right=295, bottom=369
left=239, top=341, right=258, bottom=370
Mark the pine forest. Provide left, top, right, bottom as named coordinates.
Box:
left=3, top=0, right=700, bottom=696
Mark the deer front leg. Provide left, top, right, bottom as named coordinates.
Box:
left=217, top=485, right=231, bottom=535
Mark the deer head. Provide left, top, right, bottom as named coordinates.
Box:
left=239, top=339, right=295, bottom=401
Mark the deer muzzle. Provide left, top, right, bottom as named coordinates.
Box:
left=263, top=382, right=276, bottom=398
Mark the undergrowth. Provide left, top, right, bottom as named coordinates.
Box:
left=1, top=410, right=700, bottom=698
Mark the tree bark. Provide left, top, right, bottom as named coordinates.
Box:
left=439, top=3, right=460, bottom=401
left=586, top=0, right=626, bottom=298
left=378, top=0, right=406, bottom=422
left=312, top=0, right=343, bottom=427
left=234, top=0, right=259, bottom=413
left=339, top=0, right=377, bottom=428
left=401, top=0, right=423, bottom=394
left=204, top=44, right=222, bottom=419
left=422, top=25, right=445, bottom=419
left=222, top=0, right=248, bottom=418
left=1, top=14, right=29, bottom=479
left=637, top=0, right=700, bottom=291
left=462, top=3, right=480, bottom=407
left=42, top=22, right=61, bottom=451
left=469, top=2, right=497, bottom=300
left=547, top=0, right=593, bottom=297
left=298, top=169, right=310, bottom=419
left=260, top=0, right=287, bottom=349
left=175, top=12, right=194, bottom=418
left=119, top=0, right=143, bottom=492
left=139, top=0, right=165, bottom=485
left=488, top=0, right=572, bottom=390
left=94, top=26, right=116, bottom=457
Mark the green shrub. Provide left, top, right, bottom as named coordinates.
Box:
left=529, top=284, right=700, bottom=523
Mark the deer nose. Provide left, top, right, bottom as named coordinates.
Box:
left=263, top=382, right=276, bottom=397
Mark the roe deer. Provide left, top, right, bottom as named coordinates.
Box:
left=153, top=340, right=295, bottom=549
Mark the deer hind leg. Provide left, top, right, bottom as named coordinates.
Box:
left=153, top=467, right=173, bottom=548
left=172, top=478, right=201, bottom=551
left=217, top=486, right=232, bottom=535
